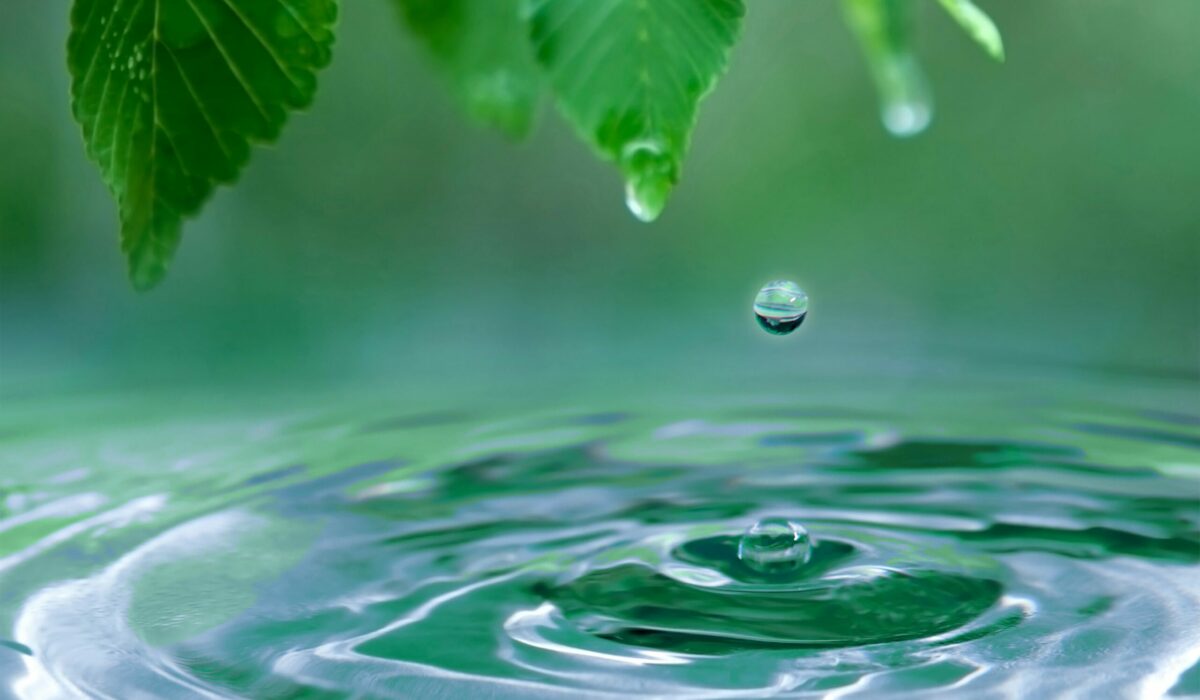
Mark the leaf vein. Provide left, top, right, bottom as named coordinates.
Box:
left=79, top=0, right=132, bottom=100
left=274, top=0, right=322, bottom=45
left=180, top=0, right=273, bottom=123
left=160, top=41, right=237, bottom=165
left=98, top=0, right=149, bottom=171
left=212, top=0, right=307, bottom=94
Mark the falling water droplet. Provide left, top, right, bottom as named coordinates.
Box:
left=738, top=517, right=812, bottom=573
left=753, top=280, right=808, bottom=335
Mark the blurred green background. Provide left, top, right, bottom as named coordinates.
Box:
left=2, top=0, right=1197, bottom=392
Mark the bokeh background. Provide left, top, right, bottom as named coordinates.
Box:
left=2, top=0, right=1197, bottom=394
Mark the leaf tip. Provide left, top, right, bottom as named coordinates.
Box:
left=937, top=0, right=1005, bottom=63
left=470, top=94, right=539, bottom=141
left=989, top=38, right=1006, bottom=63
left=128, top=259, right=168, bottom=292
left=121, top=214, right=181, bottom=292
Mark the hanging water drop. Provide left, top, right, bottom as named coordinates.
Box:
left=737, top=517, right=812, bottom=573
left=878, top=54, right=932, bottom=137
left=882, top=96, right=932, bottom=137
left=621, top=138, right=672, bottom=222
left=753, top=280, right=808, bottom=335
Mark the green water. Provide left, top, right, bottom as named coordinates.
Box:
left=1, top=371, right=1197, bottom=698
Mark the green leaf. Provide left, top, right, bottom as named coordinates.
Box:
left=68, top=0, right=337, bottom=290
left=527, top=0, right=744, bottom=222
left=396, top=0, right=541, bottom=138
left=842, top=0, right=932, bottom=138
left=937, top=0, right=1004, bottom=62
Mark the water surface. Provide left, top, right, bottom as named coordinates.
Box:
left=1, top=371, right=1197, bottom=698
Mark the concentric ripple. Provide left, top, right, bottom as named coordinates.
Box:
left=0, top=380, right=1197, bottom=698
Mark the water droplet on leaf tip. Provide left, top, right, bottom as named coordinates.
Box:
left=621, top=138, right=671, bottom=222
left=882, top=99, right=932, bottom=138
left=754, top=280, right=808, bottom=335
left=738, top=517, right=811, bottom=573
left=624, top=182, right=662, bottom=222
